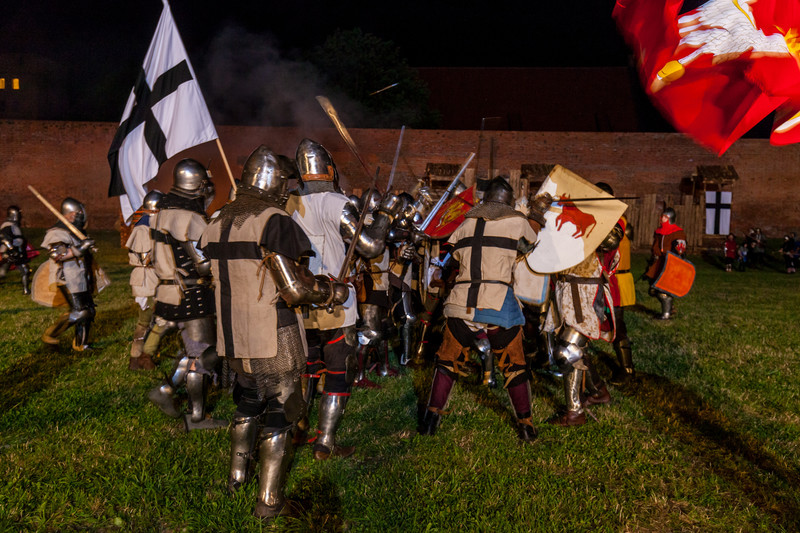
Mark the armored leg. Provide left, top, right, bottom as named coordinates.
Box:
left=548, top=327, right=588, bottom=427
left=654, top=291, right=673, bottom=320
left=20, top=263, right=31, bottom=295
left=42, top=312, right=71, bottom=345
left=253, top=429, right=294, bottom=522
left=129, top=302, right=156, bottom=370
left=312, top=393, right=355, bottom=460
left=583, top=356, right=611, bottom=406
left=610, top=338, right=635, bottom=386
left=228, top=415, right=260, bottom=493
left=548, top=366, right=587, bottom=427
left=147, top=355, right=190, bottom=418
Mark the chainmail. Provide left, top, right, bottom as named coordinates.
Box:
left=237, top=323, right=306, bottom=401
left=216, top=187, right=285, bottom=229
left=464, top=201, right=527, bottom=221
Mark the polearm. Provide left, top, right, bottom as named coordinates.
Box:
left=556, top=196, right=640, bottom=202
left=316, top=95, right=376, bottom=184
left=418, top=152, right=476, bottom=233
left=215, top=138, right=238, bottom=192
left=28, top=185, right=88, bottom=241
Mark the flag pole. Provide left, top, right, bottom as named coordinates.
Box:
left=215, top=138, right=237, bottom=192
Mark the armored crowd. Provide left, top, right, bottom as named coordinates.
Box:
left=6, top=138, right=692, bottom=523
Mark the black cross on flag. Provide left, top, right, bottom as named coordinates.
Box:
left=107, top=0, right=217, bottom=221
left=705, top=191, right=732, bottom=235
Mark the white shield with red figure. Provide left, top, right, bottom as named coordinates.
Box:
left=526, top=165, right=628, bottom=273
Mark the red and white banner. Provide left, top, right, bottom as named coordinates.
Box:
left=613, top=0, right=800, bottom=154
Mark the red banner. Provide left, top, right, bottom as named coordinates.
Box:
left=423, top=186, right=475, bottom=239
left=613, top=0, right=800, bottom=154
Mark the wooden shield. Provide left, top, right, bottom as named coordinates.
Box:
left=31, top=261, right=67, bottom=308
left=527, top=165, right=628, bottom=273
left=423, top=186, right=475, bottom=239
left=652, top=252, right=695, bottom=298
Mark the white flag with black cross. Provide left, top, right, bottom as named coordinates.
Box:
left=107, top=0, right=218, bottom=221
left=705, top=190, right=732, bottom=235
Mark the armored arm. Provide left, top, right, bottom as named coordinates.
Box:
left=267, top=253, right=349, bottom=306
left=179, top=240, right=212, bottom=277
left=340, top=193, right=403, bottom=260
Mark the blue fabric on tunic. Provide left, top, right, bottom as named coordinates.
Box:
left=473, top=286, right=524, bottom=328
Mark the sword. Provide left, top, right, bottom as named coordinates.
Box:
left=419, top=152, right=476, bottom=233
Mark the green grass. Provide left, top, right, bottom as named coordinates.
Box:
left=1, top=230, right=799, bottom=532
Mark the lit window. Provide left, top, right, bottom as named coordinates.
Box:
left=0, top=78, right=5, bottom=90
left=12, top=78, right=19, bottom=90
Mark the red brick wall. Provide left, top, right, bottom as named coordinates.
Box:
left=2, top=120, right=799, bottom=240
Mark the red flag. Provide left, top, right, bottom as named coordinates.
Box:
left=423, top=186, right=475, bottom=239
left=613, top=0, right=800, bottom=154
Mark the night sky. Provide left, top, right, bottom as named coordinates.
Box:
left=0, top=1, right=631, bottom=122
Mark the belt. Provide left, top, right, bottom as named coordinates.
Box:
left=617, top=269, right=631, bottom=274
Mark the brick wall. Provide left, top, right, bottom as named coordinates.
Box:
left=2, top=120, right=799, bottom=241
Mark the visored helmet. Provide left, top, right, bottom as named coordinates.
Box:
left=296, top=138, right=338, bottom=190
left=241, top=145, right=297, bottom=201
left=61, top=197, right=87, bottom=229
left=483, top=176, right=514, bottom=206
left=173, top=159, right=209, bottom=196
left=6, top=205, right=21, bottom=224
left=662, top=207, right=676, bottom=224
left=142, top=190, right=164, bottom=211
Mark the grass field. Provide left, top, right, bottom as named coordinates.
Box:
left=1, top=230, right=799, bottom=532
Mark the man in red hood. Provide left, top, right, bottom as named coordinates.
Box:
left=645, top=207, right=686, bottom=320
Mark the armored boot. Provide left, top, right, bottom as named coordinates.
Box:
left=42, top=313, right=71, bottom=345
left=548, top=367, right=586, bottom=427
left=312, top=393, right=355, bottom=460
left=293, top=375, right=317, bottom=446
left=227, top=416, right=260, bottom=494
left=655, top=293, right=674, bottom=320
left=253, top=430, right=296, bottom=522
left=353, top=345, right=380, bottom=389
left=184, top=371, right=227, bottom=431
left=147, top=356, right=190, bottom=419
left=610, top=338, right=635, bottom=386
left=516, top=417, right=537, bottom=443
left=409, top=317, right=430, bottom=367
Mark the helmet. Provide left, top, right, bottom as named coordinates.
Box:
left=483, top=176, right=514, bottom=206
left=142, top=190, right=164, bottom=211
left=595, top=182, right=614, bottom=196
left=360, top=188, right=382, bottom=213
left=241, top=145, right=297, bottom=200
left=172, top=159, right=209, bottom=196
left=61, top=197, right=86, bottom=229
left=6, top=205, right=21, bottom=224
left=411, top=186, right=436, bottom=225
left=662, top=207, right=676, bottom=224
left=295, top=138, right=338, bottom=190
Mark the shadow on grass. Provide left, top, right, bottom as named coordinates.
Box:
left=0, top=303, right=137, bottom=412
left=281, top=472, right=346, bottom=532
left=624, top=372, right=800, bottom=528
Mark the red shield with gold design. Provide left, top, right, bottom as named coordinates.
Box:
left=527, top=165, right=628, bottom=273
left=423, top=186, right=475, bottom=239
